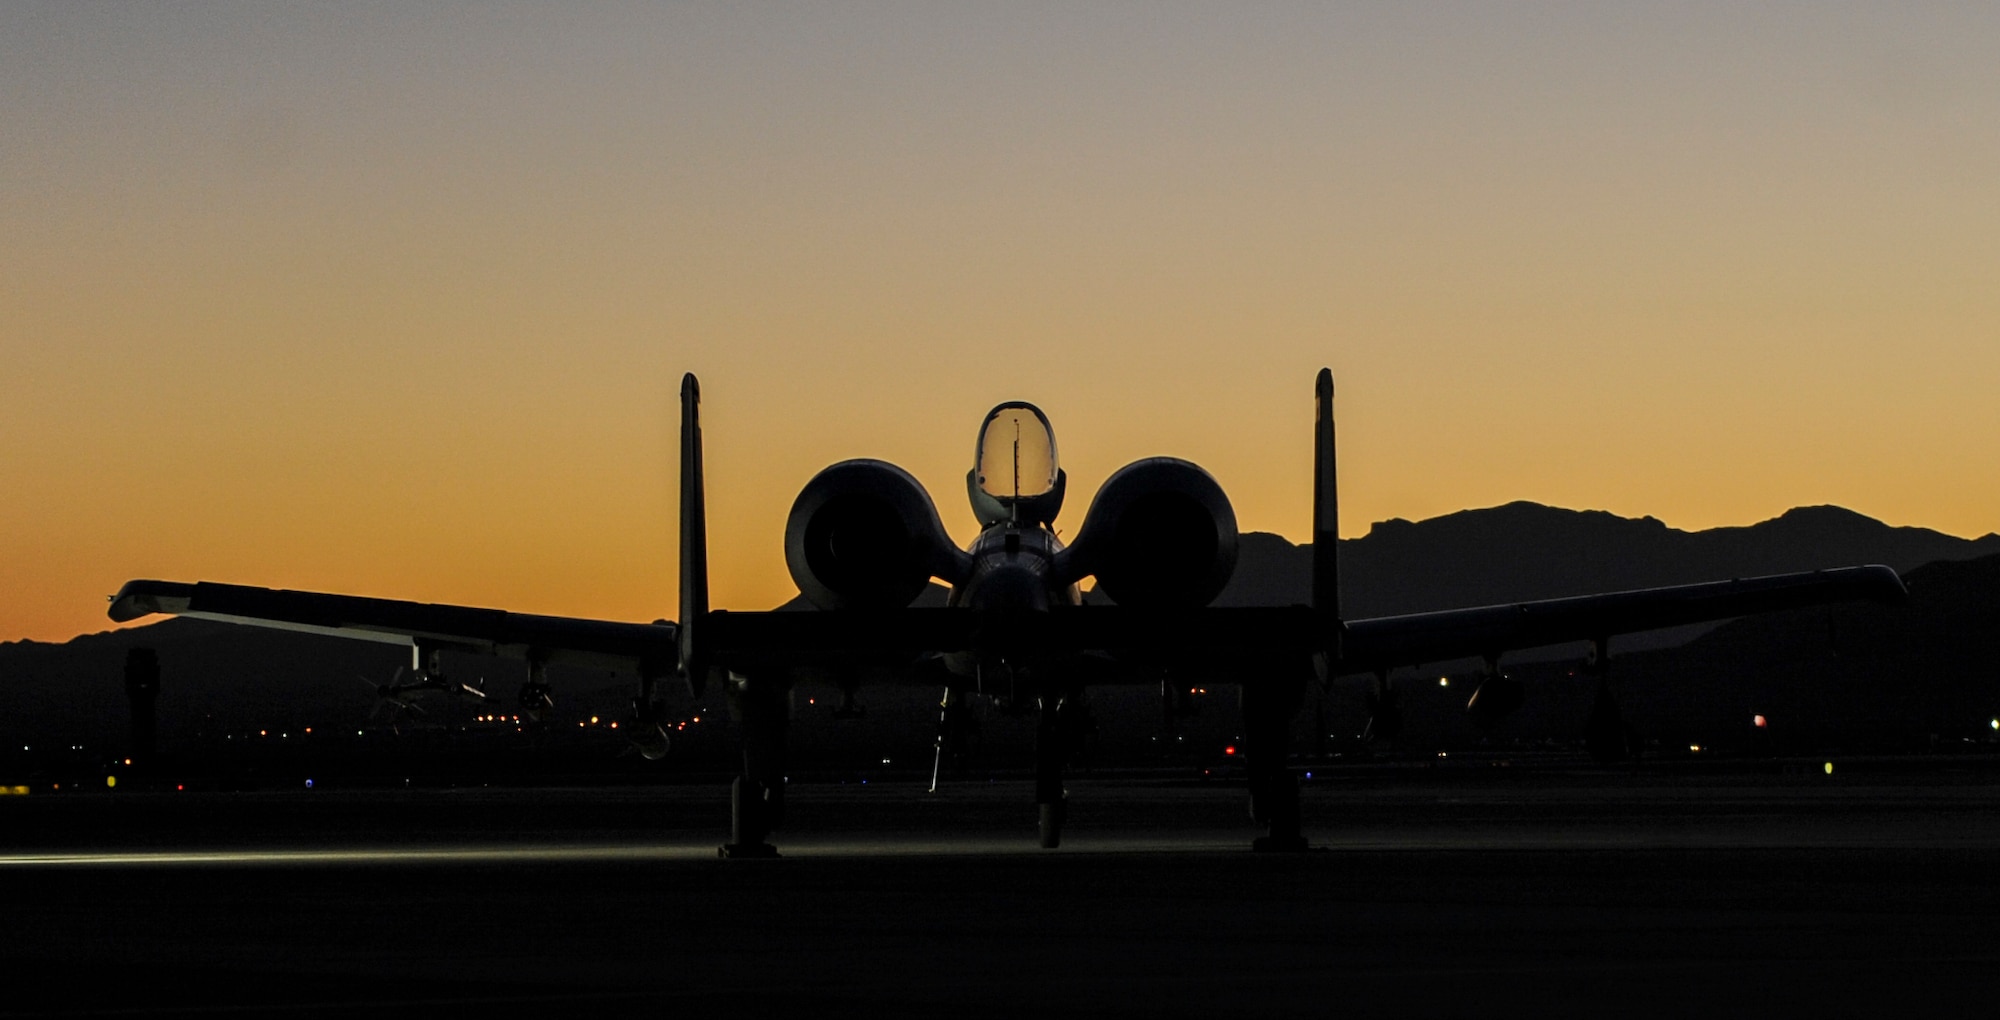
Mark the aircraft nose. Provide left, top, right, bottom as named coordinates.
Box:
left=965, top=563, right=1051, bottom=662
left=965, top=562, right=1049, bottom=615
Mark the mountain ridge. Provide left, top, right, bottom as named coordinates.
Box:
left=1221, top=501, right=2000, bottom=615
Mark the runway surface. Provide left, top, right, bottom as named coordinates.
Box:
left=5, top=767, right=2000, bottom=1016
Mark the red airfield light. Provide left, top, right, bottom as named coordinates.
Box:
left=1224, top=745, right=1237, bottom=756
left=1754, top=714, right=1768, bottom=728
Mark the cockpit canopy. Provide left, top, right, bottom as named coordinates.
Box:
left=968, top=402, right=1066, bottom=527
left=977, top=404, right=1058, bottom=500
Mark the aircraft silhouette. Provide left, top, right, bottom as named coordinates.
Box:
left=110, top=370, right=1906, bottom=854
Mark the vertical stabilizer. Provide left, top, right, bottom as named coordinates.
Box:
left=678, top=373, right=710, bottom=696
left=1312, top=369, right=1342, bottom=657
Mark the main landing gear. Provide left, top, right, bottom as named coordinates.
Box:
left=709, top=666, right=1311, bottom=855
left=720, top=672, right=788, bottom=859
left=1582, top=635, right=1635, bottom=765
left=1242, top=662, right=1312, bottom=853
left=518, top=657, right=554, bottom=724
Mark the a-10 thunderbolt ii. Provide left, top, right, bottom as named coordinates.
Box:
left=110, top=370, right=1905, bottom=855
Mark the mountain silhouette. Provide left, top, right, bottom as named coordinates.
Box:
left=1221, top=501, right=1999, bottom=614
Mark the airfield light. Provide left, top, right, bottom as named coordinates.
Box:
left=176, top=785, right=183, bottom=791
left=1689, top=745, right=1701, bottom=753
left=259, top=730, right=267, bottom=737
left=106, top=776, right=115, bottom=788
left=305, top=779, right=313, bottom=789
left=609, top=722, right=618, bottom=729
left=590, top=716, right=599, bottom=724
left=1824, top=762, right=1835, bottom=775
left=304, top=728, right=311, bottom=734
left=1754, top=715, right=1768, bottom=728
left=123, top=758, right=131, bottom=766
left=882, top=758, right=892, bottom=765
left=1991, top=718, right=1998, bottom=732
left=692, top=716, right=701, bottom=723
left=1224, top=745, right=1237, bottom=756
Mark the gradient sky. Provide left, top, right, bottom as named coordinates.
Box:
left=5, top=3, right=1997, bottom=643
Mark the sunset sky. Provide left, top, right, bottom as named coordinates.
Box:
left=5, top=3, right=1997, bottom=643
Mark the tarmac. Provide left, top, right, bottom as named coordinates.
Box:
left=4, top=764, right=2000, bottom=1016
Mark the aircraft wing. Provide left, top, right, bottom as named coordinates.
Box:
left=112, top=565, right=1902, bottom=684
left=1335, top=564, right=1906, bottom=675
left=108, top=579, right=678, bottom=674
left=699, top=564, right=1904, bottom=682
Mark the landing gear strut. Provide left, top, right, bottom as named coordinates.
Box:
left=1242, top=661, right=1310, bottom=853
left=1035, top=690, right=1071, bottom=848
left=519, top=657, right=554, bottom=723
left=930, top=687, right=979, bottom=793
left=721, top=672, right=788, bottom=859
left=1362, top=668, right=1402, bottom=742
left=1583, top=635, right=1633, bottom=765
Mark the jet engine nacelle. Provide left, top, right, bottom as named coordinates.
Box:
left=1058, top=458, right=1239, bottom=608
left=785, top=459, right=970, bottom=611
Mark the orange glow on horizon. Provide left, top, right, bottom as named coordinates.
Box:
left=4, top=6, right=1998, bottom=643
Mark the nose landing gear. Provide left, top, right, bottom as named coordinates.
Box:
left=1035, top=689, right=1072, bottom=848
